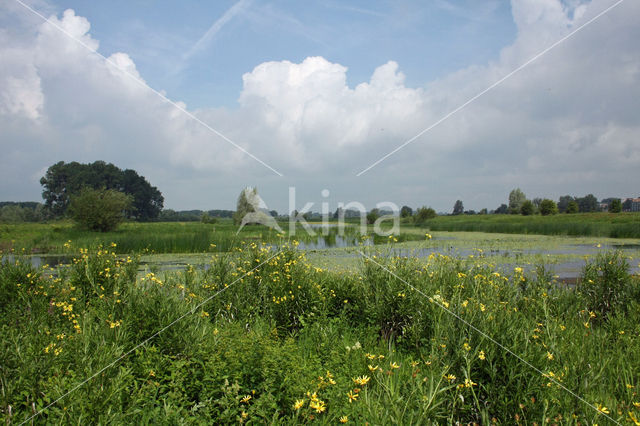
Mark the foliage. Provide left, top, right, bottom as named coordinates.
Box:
left=557, top=195, right=574, bottom=213
left=414, top=206, right=436, bottom=225
left=233, top=187, right=258, bottom=225
left=520, top=200, right=534, bottom=216
left=539, top=199, right=558, bottom=216
left=0, top=203, right=46, bottom=223
left=508, top=188, right=526, bottom=214
left=494, top=203, right=508, bottom=214
left=610, top=199, right=622, bottom=213
left=40, top=161, right=163, bottom=220
left=68, top=188, right=132, bottom=232
left=200, top=212, right=218, bottom=224
left=578, top=251, right=635, bottom=322
left=452, top=200, right=464, bottom=215
left=400, top=206, right=413, bottom=218
left=576, top=194, right=599, bottom=213
left=366, top=208, right=380, bottom=225
left=1, top=243, right=639, bottom=424
left=566, top=201, right=579, bottom=214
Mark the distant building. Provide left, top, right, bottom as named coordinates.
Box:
left=623, top=197, right=640, bottom=212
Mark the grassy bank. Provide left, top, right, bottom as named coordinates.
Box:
left=2, top=242, right=639, bottom=423
left=413, top=212, right=640, bottom=238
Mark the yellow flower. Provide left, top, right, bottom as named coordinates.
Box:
left=478, top=351, right=486, bottom=360
left=596, top=404, right=609, bottom=414
left=347, top=390, right=359, bottom=403
left=546, top=352, right=554, bottom=361
left=445, top=374, right=456, bottom=382
left=240, top=395, right=252, bottom=404
left=339, top=416, right=349, bottom=423
left=633, top=402, right=640, bottom=408
left=310, top=399, right=326, bottom=413
left=464, top=378, right=477, bottom=388
left=425, top=233, right=432, bottom=239
left=389, top=362, right=400, bottom=370
left=463, top=342, right=471, bottom=351
left=368, top=364, right=379, bottom=372
left=293, top=399, right=305, bottom=410
left=353, top=375, right=370, bottom=386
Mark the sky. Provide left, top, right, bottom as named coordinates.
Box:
left=0, top=0, right=639, bottom=214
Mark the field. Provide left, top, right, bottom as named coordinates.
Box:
left=2, top=221, right=640, bottom=424
left=410, top=212, right=640, bottom=238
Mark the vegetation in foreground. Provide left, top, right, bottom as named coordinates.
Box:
left=1, top=241, right=639, bottom=424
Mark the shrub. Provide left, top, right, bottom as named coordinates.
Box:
left=539, top=199, right=558, bottom=216
left=566, top=201, right=579, bottom=214
left=68, top=188, right=132, bottom=232
left=520, top=200, right=534, bottom=216
left=414, top=206, right=436, bottom=225
left=578, top=251, right=633, bottom=322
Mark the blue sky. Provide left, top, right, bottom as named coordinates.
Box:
left=55, top=1, right=516, bottom=109
left=1, top=0, right=639, bottom=213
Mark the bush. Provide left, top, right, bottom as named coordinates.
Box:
left=578, top=251, right=634, bottom=322
left=566, top=201, right=579, bottom=214
left=520, top=200, right=534, bottom=216
left=68, top=187, right=132, bottom=232
left=539, top=199, right=558, bottom=216
left=414, top=206, right=436, bottom=225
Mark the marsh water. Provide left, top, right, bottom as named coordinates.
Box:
left=4, top=233, right=639, bottom=282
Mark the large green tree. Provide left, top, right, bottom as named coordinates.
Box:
left=40, top=161, right=163, bottom=220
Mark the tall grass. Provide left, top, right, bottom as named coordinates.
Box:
left=418, top=212, right=640, bottom=238
left=1, top=242, right=638, bottom=424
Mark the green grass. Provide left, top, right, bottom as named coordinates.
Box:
left=0, top=220, right=285, bottom=254
left=411, top=212, right=640, bottom=238
left=2, top=242, right=639, bottom=424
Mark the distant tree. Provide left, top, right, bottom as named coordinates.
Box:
left=520, top=200, right=534, bottom=216
left=532, top=198, right=543, bottom=210
left=622, top=198, right=633, bottom=211
left=479, top=208, right=488, bottom=215
left=414, top=206, right=436, bottom=225
left=566, top=201, right=579, bottom=214
left=201, top=212, right=217, bottom=224
left=576, top=194, right=598, bottom=213
left=68, top=187, right=131, bottom=232
left=366, top=208, right=380, bottom=225
left=557, top=195, right=574, bottom=213
left=40, top=161, right=163, bottom=220
left=233, top=187, right=258, bottom=225
left=509, top=188, right=527, bottom=214
left=452, top=200, right=464, bottom=215
left=269, top=210, right=278, bottom=217
left=609, top=199, right=622, bottom=213
left=464, top=210, right=476, bottom=215
left=494, top=204, right=508, bottom=214
left=400, top=205, right=413, bottom=218
left=539, top=199, right=558, bottom=216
